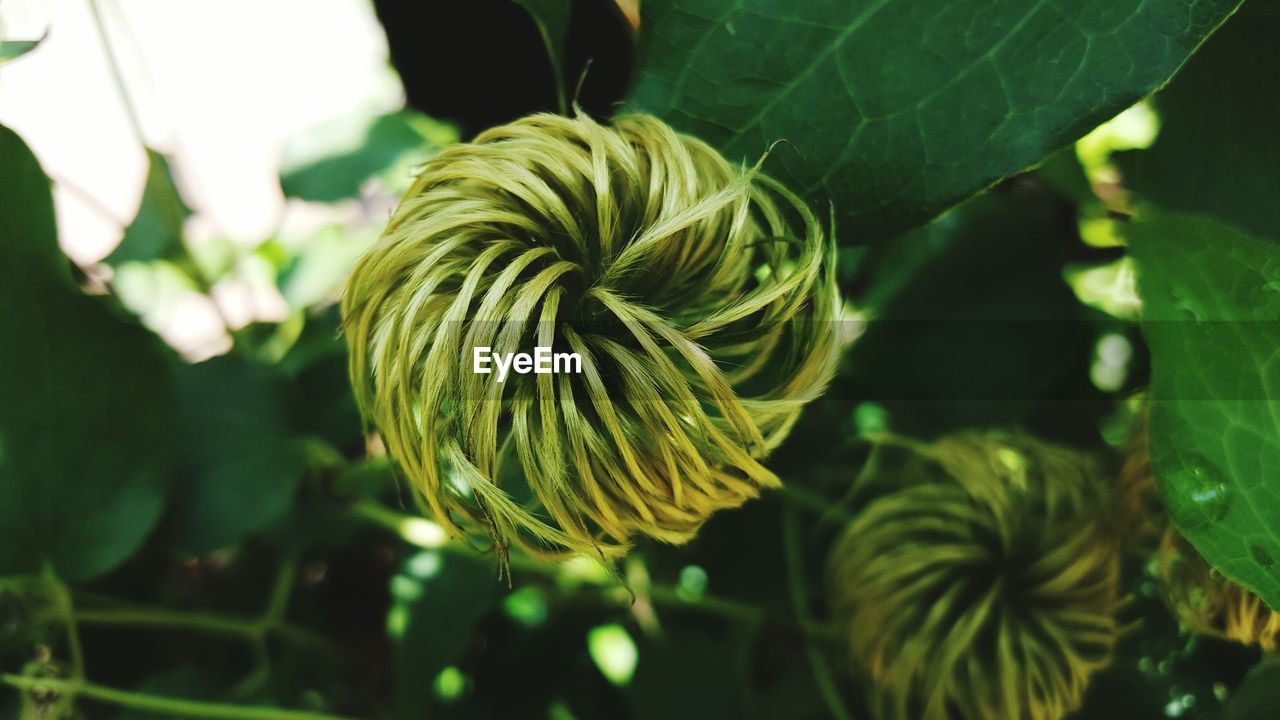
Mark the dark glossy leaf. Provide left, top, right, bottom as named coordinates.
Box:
left=628, top=0, right=1242, bottom=243
left=161, top=355, right=307, bottom=554
left=1118, top=7, right=1280, bottom=243
left=1129, top=213, right=1280, bottom=609
left=105, top=149, right=192, bottom=267
left=0, top=123, right=176, bottom=581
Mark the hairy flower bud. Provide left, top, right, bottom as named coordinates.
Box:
left=826, top=432, right=1122, bottom=720
left=342, top=112, right=838, bottom=563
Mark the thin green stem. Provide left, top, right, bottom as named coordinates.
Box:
left=86, top=0, right=145, bottom=145
left=51, top=578, right=85, bottom=681
left=75, top=607, right=259, bottom=636
left=264, top=551, right=299, bottom=622
left=779, top=483, right=853, bottom=521
left=1, top=674, right=353, bottom=720
left=351, top=498, right=838, bottom=639
left=783, top=508, right=855, bottom=720
left=72, top=605, right=333, bottom=656
left=644, top=584, right=763, bottom=625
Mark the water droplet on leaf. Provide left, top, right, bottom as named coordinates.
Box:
left=1250, top=544, right=1275, bottom=569
left=1162, top=456, right=1231, bottom=529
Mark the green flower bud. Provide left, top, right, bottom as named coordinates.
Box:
left=343, top=111, right=838, bottom=564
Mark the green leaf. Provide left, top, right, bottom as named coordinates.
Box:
left=276, top=224, right=378, bottom=311
left=105, top=149, right=193, bottom=267
left=847, top=190, right=1104, bottom=436
left=161, top=355, right=307, bottom=554
left=1117, top=8, right=1280, bottom=243
left=0, top=31, right=46, bottom=66
left=277, top=309, right=364, bottom=455
left=628, top=0, right=1243, bottom=243
left=627, top=629, right=747, bottom=720
left=0, top=122, right=67, bottom=280
left=1129, top=213, right=1280, bottom=610
left=512, top=0, right=572, bottom=113
left=390, top=552, right=498, bottom=714
left=116, top=668, right=226, bottom=720
left=280, top=110, right=456, bottom=203
left=0, top=123, right=177, bottom=581
left=1222, top=661, right=1280, bottom=720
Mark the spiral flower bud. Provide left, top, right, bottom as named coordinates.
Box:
left=826, top=432, right=1122, bottom=720
left=342, top=112, right=838, bottom=562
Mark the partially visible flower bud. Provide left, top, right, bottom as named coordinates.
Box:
left=826, top=432, right=1122, bottom=720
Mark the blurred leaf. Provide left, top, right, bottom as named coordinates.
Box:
left=280, top=110, right=455, bottom=202
left=628, top=0, right=1243, bottom=243
left=847, top=189, right=1105, bottom=438
left=1129, top=213, right=1280, bottom=610
left=627, top=628, right=746, bottom=720
left=0, top=31, right=45, bottom=66
left=1118, top=9, right=1280, bottom=243
left=512, top=0, right=572, bottom=112
left=116, top=668, right=227, bottom=720
left=105, top=149, right=193, bottom=267
left=1078, top=560, right=1252, bottom=720
left=1035, top=147, right=1096, bottom=208
left=278, top=308, right=364, bottom=455
left=1221, top=661, right=1280, bottom=720
left=0, top=123, right=176, bottom=581
left=276, top=224, right=378, bottom=311
left=391, top=552, right=498, bottom=716
left=161, top=355, right=307, bottom=554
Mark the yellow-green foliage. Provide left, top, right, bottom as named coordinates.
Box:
left=827, top=432, right=1122, bottom=720
left=342, top=111, right=838, bottom=564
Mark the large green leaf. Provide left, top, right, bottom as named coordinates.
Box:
left=1129, top=213, right=1280, bottom=609
left=160, top=355, right=307, bottom=554
left=0, top=123, right=177, bottom=581
left=628, top=0, right=1243, bottom=243
left=1118, top=6, right=1280, bottom=243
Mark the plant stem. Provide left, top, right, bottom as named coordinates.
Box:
left=351, top=498, right=838, bottom=639
left=1, top=674, right=353, bottom=720
left=73, top=602, right=333, bottom=655
left=778, top=483, right=852, bottom=521
left=782, top=507, right=855, bottom=720
left=43, top=569, right=86, bottom=682
left=86, top=0, right=146, bottom=145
